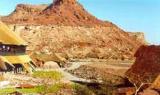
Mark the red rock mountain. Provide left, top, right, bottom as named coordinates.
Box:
left=2, top=4, right=48, bottom=24
left=1, top=0, right=145, bottom=60
left=2, top=0, right=113, bottom=26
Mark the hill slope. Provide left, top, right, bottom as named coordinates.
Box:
left=2, top=0, right=115, bottom=26
left=2, top=0, right=145, bottom=60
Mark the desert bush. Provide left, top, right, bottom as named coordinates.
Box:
left=72, top=83, right=95, bottom=95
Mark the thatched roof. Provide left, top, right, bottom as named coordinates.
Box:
left=2, top=55, right=32, bottom=64
left=0, top=55, right=35, bottom=72
left=2, top=55, right=35, bottom=72
left=0, top=58, right=7, bottom=70
left=0, top=21, right=27, bottom=45
left=0, top=21, right=34, bottom=72
left=0, top=56, right=14, bottom=70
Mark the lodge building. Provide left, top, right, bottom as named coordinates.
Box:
left=0, top=21, right=36, bottom=73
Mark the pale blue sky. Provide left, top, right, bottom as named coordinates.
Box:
left=0, top=0, right=160, bottom=44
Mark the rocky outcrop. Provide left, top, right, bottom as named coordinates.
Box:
left=128, top=32, right=147, bottom=44
left=2, top=0, right=112, bottom=26
left=126, top=45, right=160, bottom=86
left=2, top=4, right=48, bottom=24
left=38, top=0, right=111, bottom=26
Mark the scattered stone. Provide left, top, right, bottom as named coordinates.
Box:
left=16, top=83, right=34, bottom=88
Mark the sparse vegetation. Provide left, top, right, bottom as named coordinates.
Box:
left=38, top=83, right=71, bottom=94
left=0, top=86, right=43, bottom=95
left=0, top=83, right=68, bottom=95
left=32, top=71, right=63, bottom=80
left=72, top=83, right=95, bottom=95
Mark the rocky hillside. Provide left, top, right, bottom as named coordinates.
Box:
left=2, top=0, right=112, bottom=26
left=128, top=32, right=147, bottom=44
left=2, top=4, right=48, bottom=24
left=2, top=0, right=146, bottom=60
left=9, top=25, right=143, bottom=60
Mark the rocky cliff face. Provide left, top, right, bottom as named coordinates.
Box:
left=2, top=0, right=146, bottom=60
left=2, top=0, right=114, bottom=26
left=2, top=4, right=48, bottom=24
left=128, top=32, right=147, bottom=44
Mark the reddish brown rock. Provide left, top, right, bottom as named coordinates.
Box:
left=126, top=45, right=160, bottom=86
left=1, top=0, right=145, bottom=60
left=16, top=84, right=34, bottom=88
left=113, top=87, right=135, bottom=95
left=151, top=75, right=160, bottom=90
left=139, top=89, right=159, bottom=95
left=2, top=4, right=48, bottom=24
left=2, top=0, right=119, bottom=27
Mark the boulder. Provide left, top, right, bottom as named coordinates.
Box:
left=43, top=61, right=60, bottom=69
left=126, top=45, right=160, bottom=86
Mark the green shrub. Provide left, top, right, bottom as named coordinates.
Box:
left=72, top=83, right=94, bottom=95
left=0, top=84, right=67, bottom=95
left=32, top=71, right=63, bottom=80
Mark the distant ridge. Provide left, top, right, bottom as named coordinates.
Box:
left=2, top=0, right=113, bottom=26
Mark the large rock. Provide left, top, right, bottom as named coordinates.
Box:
left=43, top=61, right=60, bottom=69
left=126, top=45, right=160, bottom=86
